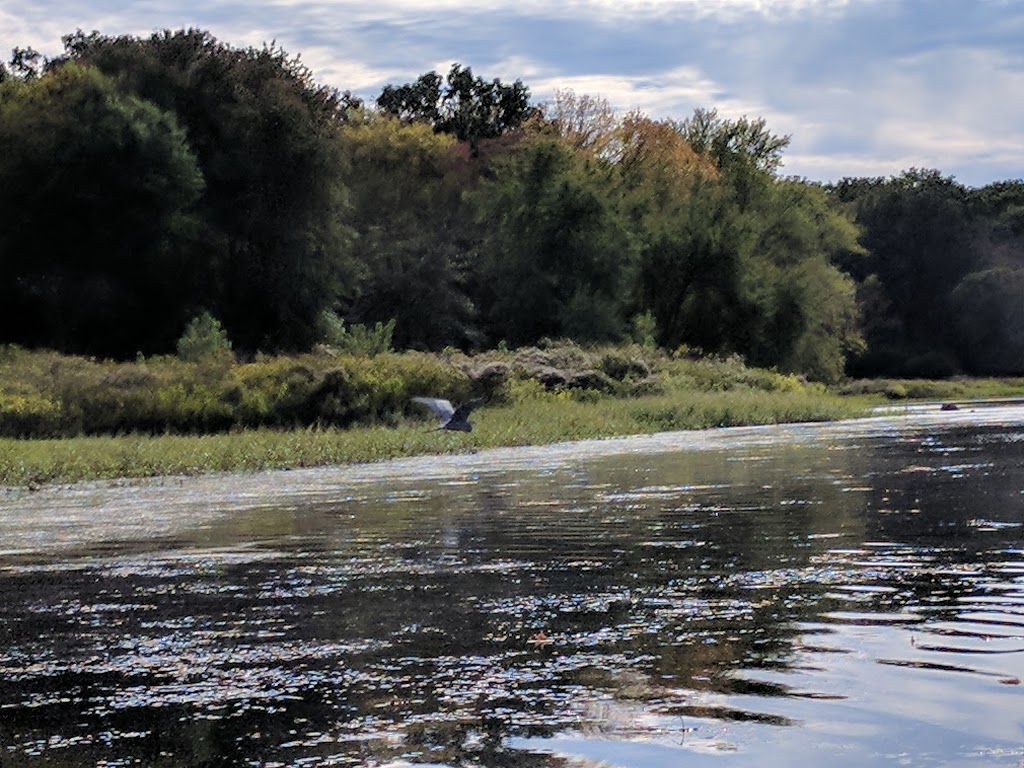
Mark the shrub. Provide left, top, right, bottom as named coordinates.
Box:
left=599, top=348, right=652, bottom=381
left=629, top=311, right=658, bottom=349
left=318, top=311, right=395, bottom=357
left=0, top=393, right=64, bottom=437
left=177, top=312, right=233, bottom=363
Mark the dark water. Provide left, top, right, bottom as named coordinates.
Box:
left=1, top=406, right=1023, bottom=767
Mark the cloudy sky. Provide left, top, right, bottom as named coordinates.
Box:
left=2, top=0, right=1021, bottom=187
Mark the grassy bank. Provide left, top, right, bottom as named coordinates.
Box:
left=3, top=341, right=1023, bottom=488
left=0, top=387, right=864, bottom=487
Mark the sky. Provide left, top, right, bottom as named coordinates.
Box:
left=2, top=0, right=1022, bottom=187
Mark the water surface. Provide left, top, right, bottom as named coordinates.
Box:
left=2, top=406, right=1023, bottom=766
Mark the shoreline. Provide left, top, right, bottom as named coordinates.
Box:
left=2, top=388, right=867, bottom=489
left=8, top=395, right=1016, bottom=493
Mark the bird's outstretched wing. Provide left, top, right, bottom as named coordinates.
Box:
left=412, top=397, right=456, bottom=421
left=452, top=398, right=484, bottom=422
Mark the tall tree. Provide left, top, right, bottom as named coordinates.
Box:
left=828, top=169, right=978, bottom=375
left=630, top=131, right=863, bottom=381
left=543, top=89, right=620, bottom=159
left=635, top=183, right=751, bottom=354
left=471, top=134, right=632, bottom=345
left=949, top=267, right=1024, bottom=375
left=676, top=108, right=790, bottom=175
left=0, top=63, right=204, bottom=355
left=63, top=29, right=355, bottom=351
left=337, top=113, right=479, bottom=349
left=377, top=63, right=532, bottom=156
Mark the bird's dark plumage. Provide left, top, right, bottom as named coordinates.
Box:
left=412, top=397, right=483, bottom=432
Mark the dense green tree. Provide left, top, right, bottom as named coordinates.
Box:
left=828, top=169, right=979, bottom=375
left=471, top=134, right=632, bottom=345
left=635, top=182, right=751, bottom=353
left=377, top=63, right=532, bottom=156
left=968, top=181, right=1024, bottom=271
left=949, top=267, right=1024, bottom=375
left=676, top=107, right=791, bottom=212
left=337, top=114, right=479, bottom=349
left=0, top=63, right=204, bottom=355
left=623, top=111, right=861, bottom=381
left=742, top=180, right=864, bottom=378
left=63, top=29, right=355, bottom=352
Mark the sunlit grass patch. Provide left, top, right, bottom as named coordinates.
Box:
left=0, top=387, right=866, bottom=487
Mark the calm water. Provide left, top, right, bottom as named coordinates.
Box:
left=1, top=406, right=1023, bottom=767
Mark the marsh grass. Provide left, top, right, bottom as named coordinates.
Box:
left=838, top=376, right=1024, bottom=401
left=0, top=387, right=865, bottom=487
left=5, top=342, right=1023, bottom=488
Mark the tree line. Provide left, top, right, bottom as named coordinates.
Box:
left=1, top=29, right=1022, bottom=381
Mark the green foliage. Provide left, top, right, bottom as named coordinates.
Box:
left=62, top=29, right=356, bottom=352
left=949, top=267, right=1024, bottom=375
left=630, top=311, right=659, bottom=349
left=0, top=63, right=204, bottom=356
left=0, top=392, right=64, bottom=438
left=318, top=311, right=395, bottom=357
left=471, top=134, right=632, bottom=345
left=337, top=116, right=477, bottom=349
left=827, top=169, right=979, bottom=376
left=2, top=29, right=1022, bottom=381
left=0, top=348, right=473, bottom=437
left=377, top=63, right=532, bottom=155
left=676, top=108, right=791, bottom=176
left=177, top=312, right=233, bottom=362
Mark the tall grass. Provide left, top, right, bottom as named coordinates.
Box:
left=8, top=340, right=1022, bottom=488
left=0, top=386, right=865, bottom=487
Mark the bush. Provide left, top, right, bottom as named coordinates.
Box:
left=318, top=311, right=395, bottom=357
left=177, top=312, right=233, bottom=363
left=0, top=393, right=64, bottom=437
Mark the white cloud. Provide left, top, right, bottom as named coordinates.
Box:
left=2, top=0, right=1021, bottom=185
left=247, top=0, right=862, bottom=22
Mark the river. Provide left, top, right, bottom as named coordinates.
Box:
left=1, top=405, right=1022, bottom=767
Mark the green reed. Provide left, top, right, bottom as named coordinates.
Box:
left=0, top=387, right=866, bottom=487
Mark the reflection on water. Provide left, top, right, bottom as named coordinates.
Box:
left=1, top=406, right=1023, bottom=767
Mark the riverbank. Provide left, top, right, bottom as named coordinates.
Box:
left=0, top=387, right=866, bottom=487
left=4, top=342, right=1024, bottom=488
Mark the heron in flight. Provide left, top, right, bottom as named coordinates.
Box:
left=412, top=397, right=483, bottom=432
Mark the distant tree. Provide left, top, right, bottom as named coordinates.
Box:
left=63, top=28, right=355, bottom=352
left=675, top=108, right=791, bottom=212
left=377, top=63, right=533, bottom=156
left=828, top=169, right=978, bottom=375
left=337, top=113, right=479, bottom=349
left=676, top=108, right=790, bottom=176
left=634, top=164, right=863, bottom=380
left=471, top=134, right=632, bottom=345
left=949, top=268, right=1024, bottom=375
left=635, top=183, right=750, bottom=353
left=614, top=113, right=719, bottom=218
left=7, top=47, right=44, bottom=79
left=744, top=180, right=865, bottom=380
left=177, top=311, right=233, bottom=362
left=544, top=89, right=620, bottom=159
left=0, top=63, right=204, bottom=356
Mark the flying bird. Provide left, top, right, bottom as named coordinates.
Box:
left=412, top=397, right=483, bottom=432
